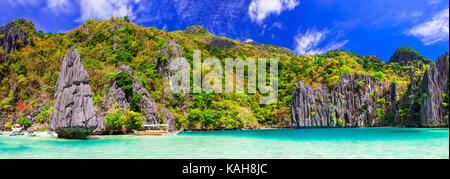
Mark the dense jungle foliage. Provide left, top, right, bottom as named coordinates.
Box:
left=0, top=18, right=436, bottom=131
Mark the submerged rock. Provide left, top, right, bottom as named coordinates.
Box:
left=50, top=47, right=98, bottom=139
left=420, top=53, right=449, bottom=127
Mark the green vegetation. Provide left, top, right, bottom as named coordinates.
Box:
left=389, top=46, right=432, bottom=65
left=115, top=72, right=133, bottom=98
left=4, top=122, right=13, bottom=129
left=16, top=117, right=32, bottom=127
left=337, top=118, right=343, bottom=127
left=376, top=108, right=384, bottom=121
left=103, top=107, right=145, bottom=133
left=0, top=90, right=15, bottom=110
left=0, top=18, right=439, bottom=130
left=377, top=98, right=386, bottom=105
left=370, top=71, right=385, bottom=81
left=358, top=80, right=365, bottom=88
left=130, top=92, right=142, bottom=112
left=35, top=106, right=50, bottom=122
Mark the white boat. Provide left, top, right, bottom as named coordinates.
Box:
left=35, top=132, right=58, bottom=137
left=131, top=124, right=182, bottom=136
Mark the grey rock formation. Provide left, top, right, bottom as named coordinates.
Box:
left=184, top=25, right=208, bottom=34
left=155, top=40, right=187, bottom=80
left=0, top=19, right=35, bottom=62
left=292, top=74, right=383, bottom=128
left=292, top=53, right=449, bottom=128
left=101, top=65, right=159, bottom=129
left=50, top=48, right=98, bottom=139
left=420, top=53, right=449, bottom=127
left=208, top=37, right=236, bottom=49
left=160, top=107, right=176, bottom=131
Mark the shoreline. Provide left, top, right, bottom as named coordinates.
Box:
left=2, top=126, right=448, bottom=137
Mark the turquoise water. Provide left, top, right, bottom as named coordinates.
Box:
left=0, top=128, right=448, bottom=159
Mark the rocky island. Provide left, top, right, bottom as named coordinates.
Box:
left=50, top=47, right=98, bottom=138
left=292, top=52, right=449, bottom=128
left=0, top=18, right=448, bottom=138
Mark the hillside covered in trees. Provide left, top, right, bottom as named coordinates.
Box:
left=0, top=18, right=448, bottom=133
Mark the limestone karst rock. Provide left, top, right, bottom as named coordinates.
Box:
left=100, top=65, right=159, bottom=131
left=0, top=19, right=35, bottom=62
left=50, top=47, right=98, bottom=138
left=160, top=107, right=176, bottom=131
left=420, top=53, right=449, bottom=127
left=155, top=39, right=189, bottom=81
left=292, top=53, right=450, bottom=128
left=292, top=74, right=383, bottom=128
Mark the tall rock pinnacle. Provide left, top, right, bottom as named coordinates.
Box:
left=420, top=53, right=449, bottom=127
left=50, top=47, right=98, bottom=138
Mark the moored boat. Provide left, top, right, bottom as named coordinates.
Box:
left=131, top=129, right=182, bottom=136
left=131, top=124, right=182, bottom=136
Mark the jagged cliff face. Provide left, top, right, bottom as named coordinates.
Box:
left=50, top=48, right=98, bottom=138
left=292, top=74, right=384, bottom=127
left=155, top=40, right=187, bottom=80
left=98, top=65, right=179, bottom=132
left=0, top=19, right=35, bottom=62
left=292, top=53, right=450, bottom=128
left=420, top=53, right=449, bottom=127
left=0, top=18, right=447, bottom=131
left=100, top=65, right=159, bottom=129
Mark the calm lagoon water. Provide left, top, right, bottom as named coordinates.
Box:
left=0, top=128, right=448, bottom=159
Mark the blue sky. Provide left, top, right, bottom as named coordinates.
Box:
left=1, top=0, right=449, bottom=61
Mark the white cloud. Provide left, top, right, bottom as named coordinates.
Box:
left=429, top=0, right=442, bottom=5
left=407, top=8, right=449, bottom=45
left=248, top=0, right=299, bottom=24
left=77, top=0, right=140, bottom=22
left=170, top=0, right=249, bottom=37
left=294, top=28, right=349, bottom=55
left=271, top=22, right=286, bottom=30
left=46, top=0, right=72, bottom=15
left=245, top=39, right=254, bottom=43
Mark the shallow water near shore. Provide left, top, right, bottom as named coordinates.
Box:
left=1, top=128, right=448, bottom=159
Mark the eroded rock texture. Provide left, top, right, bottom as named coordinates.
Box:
left=292, top=74, right=383, bottom=127
left=160, top=107, right=176, bottom=131
left=50, top=48, right=98, bottom=138
left=0, top=19, right=35, bottom=62
left=292, top=53, right=449, bottom=128
left=155, top=40, right=187, bottom=80
left=420, top=53, right=449, bottom=127
left=101, top=65, right=159, bottom=129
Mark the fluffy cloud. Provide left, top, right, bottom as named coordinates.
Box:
left=78, top=0, right=140, bottom=22
left=45, top=0, right=72, bottom=15
left=248, top=0, right=299, bottom=24
left=294, top=28, right=349, bottom=55
left=407, top=8, right=449, bottom=45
